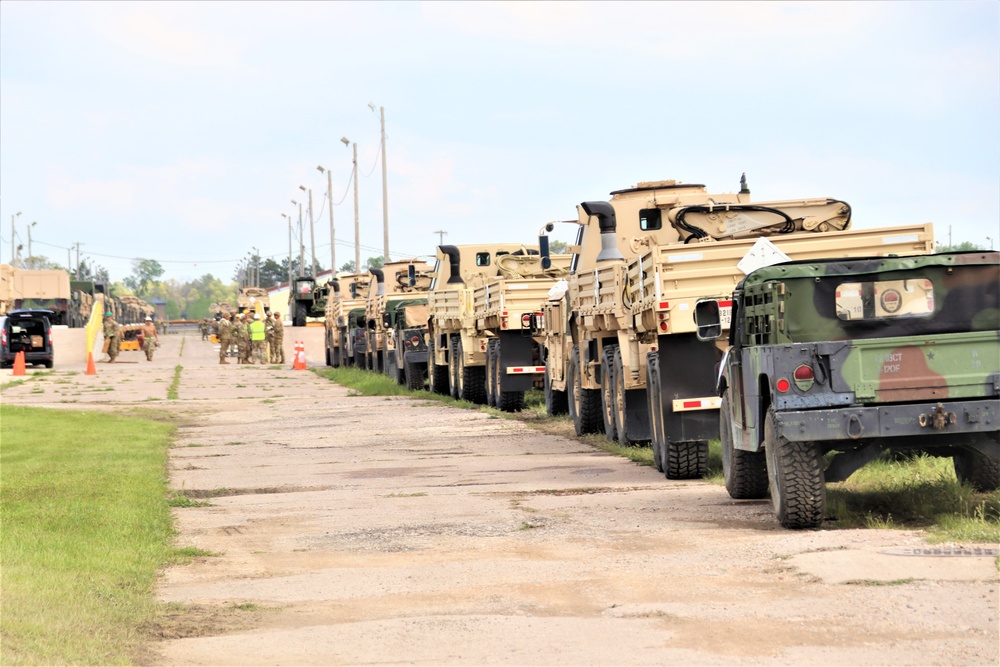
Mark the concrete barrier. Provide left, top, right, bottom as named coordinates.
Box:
left=50, top=326, right=102, bottom=369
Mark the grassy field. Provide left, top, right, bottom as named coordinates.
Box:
left=315, top=366, right=1000, bottom=542
left=0, top=406, right=177, bottom=665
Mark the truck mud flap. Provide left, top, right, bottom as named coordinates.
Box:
left=658, top=333, right=722, bottom=443
left=498, top=332, right=536, bottom=393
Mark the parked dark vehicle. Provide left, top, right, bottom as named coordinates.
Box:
left=1, top=309, right=55, bottom=368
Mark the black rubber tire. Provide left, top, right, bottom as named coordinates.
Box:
left=455, top=337, right=487, bottom=405
left=491, top=337, right=523, bottom=412
left=293, top=302, right=307, bottom=327
left=569, top=345, right=602, bottom=436
left=325, top=334, right=333, bottom=367
left=600, top=346, right=619, bottom=442
left=664, top=440, right=709, bottom=480
left=429, top=338, right=450, bottom=395
left=544, top=362, right=568, bottom=416
left=612, top=348, right=647, bottom=445
left=448, top=337, right=460, bottom=398
left=646, top=353, right=665, bottom=473
left=44, top=359, right=54, bottom=369
left=764, top=408, right=826, bottom=529
left=394, top=354, right=406, bottom=385
left=405, top=355, right=425, bottom=391
left=486, top=340, right=498, bottom=408
left=953, top=448, right=1000, bottom=492
left=354, top=351, right=364, bottom=368
left=721, top=392, right=769, bottom=499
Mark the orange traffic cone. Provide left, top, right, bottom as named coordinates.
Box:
left=293, top=341, right=306, bottom=370
left=12, top=351, right=26, bottom=376
left=86, top=351, right=97, bottom=376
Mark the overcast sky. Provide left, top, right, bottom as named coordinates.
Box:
left=1, top=1, right=997, bottom=283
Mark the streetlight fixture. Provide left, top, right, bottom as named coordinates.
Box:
left=369, top=102, right=389, bottom=263
left=291, top=198, right=304, bottom=278
left=299, top=185, right=316, bottom=277
left=317, top=165, right=335, bottom=275
left=341, top=137, right=360, bottom=273
left=27, top=221, right=37, bottom=266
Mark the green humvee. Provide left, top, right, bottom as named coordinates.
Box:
left=713, top=251, right=1000, bottom=529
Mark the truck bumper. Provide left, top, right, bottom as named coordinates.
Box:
left=775, top=399, right=999, bottom=443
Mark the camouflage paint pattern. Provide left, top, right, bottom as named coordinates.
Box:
left=724, top=251, right=1000, bottom=452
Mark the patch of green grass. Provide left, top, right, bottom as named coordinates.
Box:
left=178, top=335, right=185, bottom=357
left=171, top=546, right=220, bottom=561
left=386, top=492, right=428, bottom=498
left=166, top=492, right=211, bottom=508
left=313, top=366, right=417, bottom=396
left=843, top=578, right=916, bottom=586
left=0, top=405, right=176, bottom=665
left=261, top=398, right=276, bottom=404
left=167, top=364, right=182, bottom=400
left=826, top=454, right=1000, bottom=542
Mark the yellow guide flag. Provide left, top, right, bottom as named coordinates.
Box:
left=85, top=301, right=103, bottom=353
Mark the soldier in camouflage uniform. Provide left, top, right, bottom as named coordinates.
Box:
left=217, top=313, right=232, bottom=364
left=103, top=312, right=121, bottom=363
left=271, top=311, right=285, bottom=364
left=238, top=313, right=252, bottom=364
left=264, top=312, right=276, bottom=363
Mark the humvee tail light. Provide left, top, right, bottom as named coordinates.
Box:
left=775, top=377, right=791, bottom=393
left=521, top=314, right=532, bottom=327
left=793, top=364, right=815, bottom=391
left=659, top=321, right=668, bottom=332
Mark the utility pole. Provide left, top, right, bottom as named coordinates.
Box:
left=73, top=242, right=82, bottom=276
left=300, top=185, right=315, bottom=276
left=318, top=165, right=335, bottom=275
left=292, top=199, right=304, bottom=278
left=282, top=213, right=292, bottom=286
left=341, top=137, right=360, bottom=273
left=434, top=230, right=447, bottom=246
left=27, top=221, right=36, bottom=264
left=370, top=103, right=389, bottom=263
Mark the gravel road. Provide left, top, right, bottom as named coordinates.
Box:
left=3, top=327, right=997, bottom=665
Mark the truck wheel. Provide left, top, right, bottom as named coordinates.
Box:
left=764, top=408, right=825, bottom=529
left=491, top=337, right=523, bottom=412
left=354, top=351, right=364, bottom=368
left=569, top=346, right=602, bottom=436
left=429, top=338, right=449, bottom=395
left=405, top=354, right=425, bottom=391
left=600, top=346, right=619, bottom=441
left=486, top=340, right=498, bottom=407
left=664, top=440, right=708, bottom=480
left=448, top=337, right=461, bottom=398
left=953, top=448, right=1000, bottom=492
left=325, top=334, right=333, bottom=367
left=721, top=392, right=768, bottom=499
left=544, top=362, right=568, bottom=416
left=456, top=338, right=487, bottom=405
left=339, top=332, right=349, bottom=367
left=646, top=354, right=665, bottom=473
left=612, top=348, right=647, bottom=445
left=294, top=303, right=307, bottom=327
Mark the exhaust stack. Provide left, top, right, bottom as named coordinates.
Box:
left=581, top=201, right=623, bottom=262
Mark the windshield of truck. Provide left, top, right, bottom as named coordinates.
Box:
left=779, top=263, right=999, bottom=342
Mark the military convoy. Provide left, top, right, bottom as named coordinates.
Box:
left=237, top=286, right=270, bottom=314
left=324, top=272, right=373, bottom=367
left=363, top=260, right=433, bottom=381
left=289, top=275, right=332, bottom=327
left=716, top=251, right=1000, bottom=527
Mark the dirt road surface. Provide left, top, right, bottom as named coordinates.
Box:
left=3, top=327, right=997, bottom=665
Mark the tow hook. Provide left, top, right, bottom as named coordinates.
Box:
left=918, top=402, right=957, bottom=430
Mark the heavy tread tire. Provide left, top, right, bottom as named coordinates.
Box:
left=646, top=354, right=665, bottom=473
left=765, top=409, right=826, bottom=529
left=544, top=362, right=568, bottom=416
left=449, top=337, right=461, bottom=399
left=486, top=340, right=498, bottom=408
left=612, top=348, right=647, bottom=445
left=405, top=356, right=424, bottom=391
left=601, top=346, right=619, bottom=442
left=720, top=392, right=769, bottom=499
left=354, top=352, right=364, bottom=368
left=664, top=440, right=709, bottom=480
left=569, top=346, right=602, bottom=436
left=953, top=448, right=1000, bottom=492
left=293, top=303, right=307, bottom=327
left=429, top=338, right=450, bottom=395
left=491, top=337, right=523, bottom=412
left=325, top=336, right=333, bottom=367
left=457, top=338, right=487, bottom=405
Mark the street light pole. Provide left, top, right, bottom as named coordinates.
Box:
left=27, top=221, right=36, bottom=264
left=292, top=199, right=304, bottom=278
left=299, top=185, right=315, bottom=276
left=370, top=103, right=389, bottom=263
left=317, top=165, right=335, bottom=275
left=282, top=213, right=292, bottom=285
left=10, top=211, right=20, bottom=267
left=341, top=137, right=360, bottom=273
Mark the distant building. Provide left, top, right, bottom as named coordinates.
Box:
left=149, top=299, right=167, bottom=321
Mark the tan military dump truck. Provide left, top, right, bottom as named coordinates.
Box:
left=536, top=178, right=935, bottom=480
left=237, top=286, right=270, bottom=314
left=4, top=267, right=74, bottom=326
left=324, top=272, right=373, bottom=367
left=363, top=259, right=433, bottom=381
left=471, top=247, right=572, bottom=411
left=426, top=243, right=549, bottom=401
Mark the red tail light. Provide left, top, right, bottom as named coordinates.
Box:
left=793, top=364, right=814, bottom=391
left=775, top=377, right=790, bottom=393
left=521, top=314, right=531, bottom=327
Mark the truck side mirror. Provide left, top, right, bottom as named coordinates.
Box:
left=350, top=283, right=358, bottom=298
left=539, top=235, right=551, bottom=269
left=408, top=264, right=416, bottom=287
left=382, top=312, right=392, bottom=328
left=694, top=299, right=722, bottom=341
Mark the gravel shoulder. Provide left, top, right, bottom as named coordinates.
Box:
left=3, top=327, right=997, bottom=665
